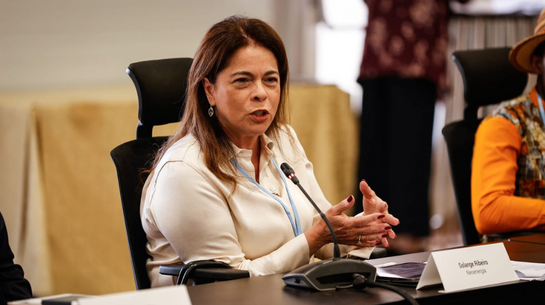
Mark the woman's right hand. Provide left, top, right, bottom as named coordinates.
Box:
left=304, top=195, right=394, bottom=255
left=360, top=180, right=399, bottom=246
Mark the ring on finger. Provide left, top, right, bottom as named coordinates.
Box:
left=357, top=235, right=363, bottom=246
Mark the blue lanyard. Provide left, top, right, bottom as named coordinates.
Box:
left=232, top=157, right=302, bottom=236
left=538, top=93, right=545, bottom=125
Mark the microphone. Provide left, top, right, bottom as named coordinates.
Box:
left=280, top=163, right=341, bottom=259
left=280, top=163, right=377, bottom=291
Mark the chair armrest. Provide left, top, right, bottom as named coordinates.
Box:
left=159, top=261, right=249, bottom=285
left=192, top=268, right=250, bottom=281
left=159, top=264, right=184, bottom=276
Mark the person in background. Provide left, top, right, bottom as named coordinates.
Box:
left=0, top=212, right=32, bottom=304
left=472, top=8, right=545, bottom=235
left=356, top=0, right=470, bottom=254
left=140, top=15, right=399, bottom=287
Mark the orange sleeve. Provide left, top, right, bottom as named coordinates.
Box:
left=472, top=116, right=545, bottom=234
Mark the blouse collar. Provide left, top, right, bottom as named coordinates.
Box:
left=231, top=133, right=275, bottom=160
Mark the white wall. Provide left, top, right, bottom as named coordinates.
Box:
left=0, top=0, right=277, bottom=91
left=315, top=0, right=366, bottom=114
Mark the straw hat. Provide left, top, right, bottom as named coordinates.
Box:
left=509, top=9, right=545, bottom=74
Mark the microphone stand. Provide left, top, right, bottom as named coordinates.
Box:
left=292, top=179, right=341, bottom=259
left=280, top=163, right=377, bottom=291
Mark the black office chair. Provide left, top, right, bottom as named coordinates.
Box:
left=111, top=57, right=389, bottom=288
left=110, top=57, right=249, bottom=289
left=442, top=47, right=530, bottom=245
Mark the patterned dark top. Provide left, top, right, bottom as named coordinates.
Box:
left=359, top=0, right=449, bottom=94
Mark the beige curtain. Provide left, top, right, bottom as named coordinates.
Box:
left=429, top=15, right=538, bottom=247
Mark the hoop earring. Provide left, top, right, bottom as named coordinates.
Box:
left=208, top=105, right=214, bottom=117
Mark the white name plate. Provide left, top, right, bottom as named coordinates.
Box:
left=416, top=243, right=519, bottom=293
left=78, top=285, right=192, bottom=305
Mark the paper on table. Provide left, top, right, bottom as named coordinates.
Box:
left=78, top=286, right=191, bottom=305
left=7, top=294, right=93, bottom=305
left=511, top=261, right=545, bottom=281
left=376, top=262, right=426, bottom=279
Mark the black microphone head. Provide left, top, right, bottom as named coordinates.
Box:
left=280, top=162, right=299, bottom=184
left=280, top=162, right=294, bottom=175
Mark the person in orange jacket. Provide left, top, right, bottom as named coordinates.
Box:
left=472, top=9, right=545, bottom=235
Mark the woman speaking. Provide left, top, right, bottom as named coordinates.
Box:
left=140, top=15, right=399, bottom=287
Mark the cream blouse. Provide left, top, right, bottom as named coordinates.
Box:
left=140, top=125, right=371, bottom=287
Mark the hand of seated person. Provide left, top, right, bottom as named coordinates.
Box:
left=360, top=180, right=400, bottom=247
left=305, top=184, right=399, bottom=254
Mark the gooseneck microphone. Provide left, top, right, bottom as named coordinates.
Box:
left=280, top=162, right=341, bottom=259
left=280, top=162, right=377, bottom=292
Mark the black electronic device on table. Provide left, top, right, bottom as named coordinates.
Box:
left=282, top=257, right=377, bottom=291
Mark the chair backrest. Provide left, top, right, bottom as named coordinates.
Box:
left=442, top=47, right=528, bottom=246
left=126, top=58, right=193, bottom=139
left=111, top=58, right=192, bottom=289
left=111, top=137, right=167, bottom=289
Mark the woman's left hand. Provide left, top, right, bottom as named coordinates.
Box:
left=360, top=179, right=399, bottom=246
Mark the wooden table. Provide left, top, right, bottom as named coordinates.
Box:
left=508, top=233, right=545, bottom=245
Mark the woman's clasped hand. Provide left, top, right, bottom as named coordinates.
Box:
left=305, top=180, right=399, bottom=255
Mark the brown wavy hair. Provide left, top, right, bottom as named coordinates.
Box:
left=150, top=15, right=291, bottom=188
